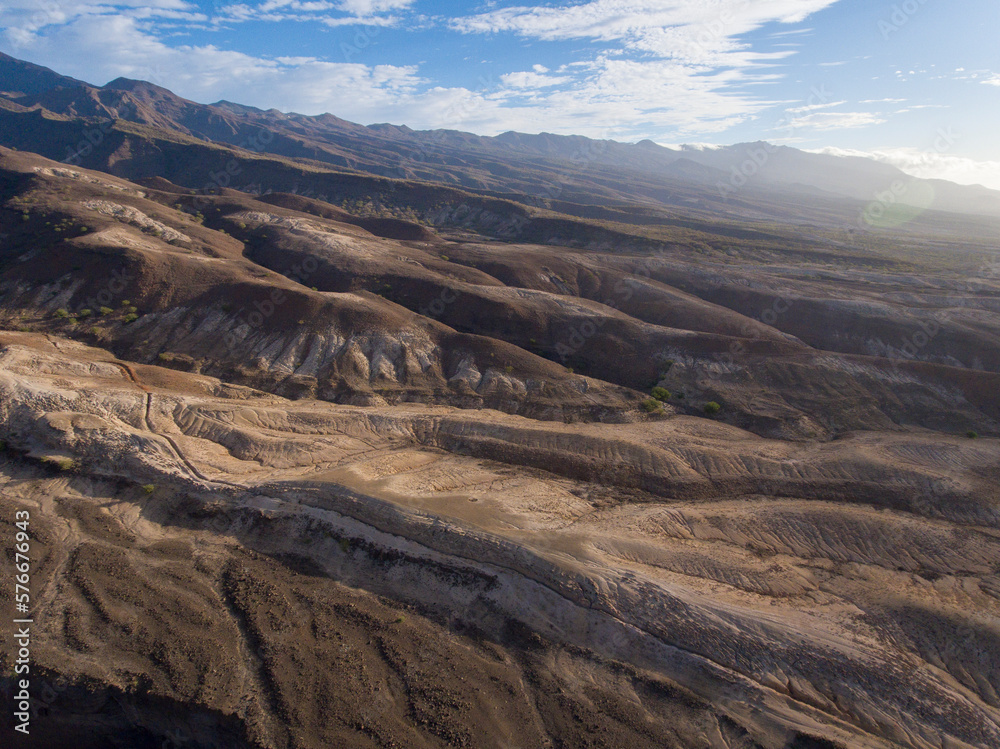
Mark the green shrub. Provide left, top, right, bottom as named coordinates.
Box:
left=651, top=386, right=671, bottom=401
left=141, top=484, right=156, bottom=495
left=98, top=306, right=113, bottom=316
left=120, top=299, right=131, bottom=307
left=54, top=308, right=69, bottom=318
left=641, top=398, right=663, bottom=413
left=966, top=431, right=979, bottom=439
left=42, top=456, right=77, bottom=472
left=123, top=312, right=139, bottom=324
left=703, top=401, right=722, bottom=415
left=78, top=309, right=92, bottom=318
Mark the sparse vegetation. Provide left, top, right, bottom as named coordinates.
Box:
left=651, top=386, right=671, bottom=401
left=641, top=398, right=664, bottom=414
left=78, top=308, right=93, bottom=318
left=966, top=431, right=979, bottom=439
left=41, top=456, right=77, bottom=472
left=98, top=306, right=113, bottom=316
left=141, top=484, right=156, bottom=494
left=54, top=308, right=69, bottom=318
left=123, top=312, right=139, bottom=324
left=703, top=401, right=722, bottom=415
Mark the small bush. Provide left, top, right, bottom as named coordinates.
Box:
left=123, top=312, right=139, bottom=324
left=393, top=616, right=405, bottom=624
left=78, top=309, right=93, bottom=318
left=703, top=401, right=722, bottom=415
left=641, top=398, right=663, bottom=413
left=120, top=299, right=131, bottom=307
left=98, top=306, right=113, bottom=316
left=42, top=456, right=77, bottom=472
left=966, top=431, right=979, bottom=439
left=651, top=386, right=671, bottom=401
left=141, top=484, right=156, bottom=495
left=54, top=308, right=69, bottom=318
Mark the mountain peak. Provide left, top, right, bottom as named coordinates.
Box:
left=0, top=52, right=89, bottom=97
left=104, top=77, right=175, bottom=96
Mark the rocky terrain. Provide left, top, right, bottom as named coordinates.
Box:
left=1, top=52, right=1000, bottom=749
left=0, top=330, right=999, bottom=749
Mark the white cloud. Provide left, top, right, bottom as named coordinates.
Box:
left=447, top=0, right=843, bottom=136
left=500, top=71, right=571, bottom=89
left=785, top=111, right=886, bottom=131
left=811, top=147, right=1000, bottom=191
left=983, top=73, right=1000, bottom=87
left=786, top=100, right=847, bottom=114
left=2, top=14, right=426, bottom=114
left=336, top=0, right=413, bottom=14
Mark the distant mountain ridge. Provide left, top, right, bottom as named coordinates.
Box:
left=1, top=51, right=999, bottom=223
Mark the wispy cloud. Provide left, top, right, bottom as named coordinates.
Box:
left=785, top=111, right=887, bottom=131
left=446, top=0, right=843, bottom=137
left=786, top=100, right=847, bottom=114
left=812, top=146, right=1000, bottom=190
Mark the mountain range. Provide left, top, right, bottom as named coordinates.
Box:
left=3, top=51, right=1000, bottom=229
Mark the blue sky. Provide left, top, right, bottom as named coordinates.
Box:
left=2, top=0, right=999, bottom=187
